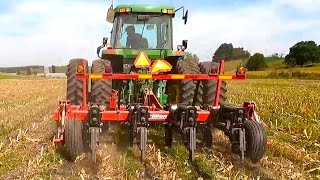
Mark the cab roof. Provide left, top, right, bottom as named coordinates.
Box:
left=114, top=5, right=175, bottom=13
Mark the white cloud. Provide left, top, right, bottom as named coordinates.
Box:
left=0, top=0, right=112, bottom=66
left=275, top=0, right=320, bottom=12
left=174, top=1, right=320, bottom=61
left=0, top=0, right=319, bottom=66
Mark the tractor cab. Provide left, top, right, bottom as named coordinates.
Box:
left=97, top=5, right=188, bottom=61
left=110, top=8, right=173, bottom=50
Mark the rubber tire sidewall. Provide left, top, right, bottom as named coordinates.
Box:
left=243, top=120, right=267, bottom=163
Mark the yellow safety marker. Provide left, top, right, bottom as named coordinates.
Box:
left=134, top=52, right=151, bottom=68
left=89, top=74, right=103, bottom=79
left=150, top=59, right=172, bottom=74
left=171, top=74, right=185, bottom=79
left=218, top=75, right=233, bottom=80
left=138, top=74, right=152, bottom=79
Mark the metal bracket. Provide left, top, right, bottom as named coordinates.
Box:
left=89, top=127, right=100, bottom=162
left=89, top=105, right=101, bottom=127
left=232, top=128, right=246, bottom=159
left=129, top=105, right=149, bottom=162
left=176, top=105, right=198, bottom=161
left=187, top=127, right=196, bottom=161
left=137, top=127, right=147, bottom=162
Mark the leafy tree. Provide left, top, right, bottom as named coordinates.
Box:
left=213, top=43, right=250, bottom=62
left=246, top=53, right=267, bottom=71
left=272, top=53, right=280, bottom=58
left=285, top=41, right=320, bottom=67
left=185, top=51, right=199, bottom=62
left=213, top=43, right=234, bottom=61
left=233, top=48, right=250, bottom=59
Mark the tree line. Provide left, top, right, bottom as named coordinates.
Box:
left=246, top=41, right=320, bottom=71
left=184, top=41, right=320, bottom=71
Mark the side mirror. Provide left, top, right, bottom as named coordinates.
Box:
left=97, top=46, right=102, bottom=58
left=183, top=10, right=188, bottom=24
left=106, top=5, right=115, bottom=23
left=182, top=40, right=188, bottom=50
left=103, top=37, right=108, bottom=46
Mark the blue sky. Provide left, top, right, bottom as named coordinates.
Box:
left=0, top=0, right=319, bottom=66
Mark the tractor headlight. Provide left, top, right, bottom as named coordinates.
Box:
left=162, top=9, right=174, bottom=14
left=171, top=105, right=178, bottom=110
left=119, top=7, right=132, bottom=13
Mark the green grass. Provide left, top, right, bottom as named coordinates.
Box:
left=225, top=57, right=320, bottom=80
left=292, top=63, right=320, bottom=72
left=264, top=57, right=284, bottom=64
left=0, top=74, right=22, bottom=79
left=223, top=57, right=286, bottom=73
left=120, top=150, right=143, bottom=178
left=246, top=57, right=320, bottom=79
left=0, top=73, right=45, bottom=80
left=224, top=59, right=247, bottom=73
left=147, top=128, right=217, bottom=179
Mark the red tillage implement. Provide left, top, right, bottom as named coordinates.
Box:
left=53, top=60, right=268, bottom=163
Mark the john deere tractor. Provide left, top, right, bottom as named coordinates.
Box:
left=53, top=4, right=267, bottom=163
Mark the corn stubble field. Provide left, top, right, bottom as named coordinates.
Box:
left=0, top=77, right=319, bottom=179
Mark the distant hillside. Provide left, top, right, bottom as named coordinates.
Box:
left=0, top=66, right=44, bottom=73
left=49, top=66, right=67, bottom=73
left=264, top=57, right=286, bottom=70
left=224, top=59, right=247, bottom=73
left=0, top=65, right=69, bottom=74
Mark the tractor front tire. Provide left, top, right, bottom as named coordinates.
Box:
left=64, top=118, right=86, bottom=161
left=64, top=59, right=89, bottom=161
left=199, top=61, right=227, bottom=106
left=243, top=120, right=267, bottom=163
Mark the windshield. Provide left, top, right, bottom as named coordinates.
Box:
left=112, top=14, right=172, bottom=50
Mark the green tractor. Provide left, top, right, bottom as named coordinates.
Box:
left=53, top=4, right=267, bottom=164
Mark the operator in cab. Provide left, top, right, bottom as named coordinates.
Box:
left=125, top=25, right=142, bottom=48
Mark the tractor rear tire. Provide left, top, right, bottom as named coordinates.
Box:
left=91, top=59, right=112, bottom=107
left=91, top=59, right=113, bottom=130
left=167, top=59, right=203, bottom=106
left=66, top=59, right=88, bottom=105
left=199, top=61, right=227, bottom=106
left=243, top=120, right=267, bottom=163
left=64, top=118, right=86, bottom=161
